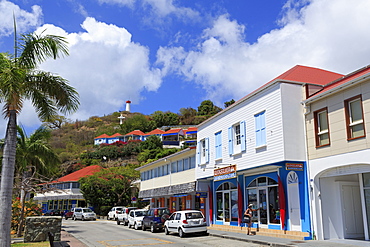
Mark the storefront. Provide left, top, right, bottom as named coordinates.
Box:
left=206, top=162, right=311, bottom=238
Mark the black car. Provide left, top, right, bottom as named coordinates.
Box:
left=44, top=209, right=61, bottom=216
left=142, top=207, right=170, bottom=232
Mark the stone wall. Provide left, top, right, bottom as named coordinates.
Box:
left=24, top=216, right=62, bottom=242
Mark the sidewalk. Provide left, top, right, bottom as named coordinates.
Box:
left=60, top=229, right=88, bottom=247
left=208, top=229, right=370, bottom=247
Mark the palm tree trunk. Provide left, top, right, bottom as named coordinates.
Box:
left=16, top=188, right=27, bottom=237
left=0, top=110, right=18, bottom=247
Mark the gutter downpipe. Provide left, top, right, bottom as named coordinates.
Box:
left=302, top=100, right=316, bottom=240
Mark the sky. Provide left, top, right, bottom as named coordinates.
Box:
left=1, top=0, right=370, bottom=138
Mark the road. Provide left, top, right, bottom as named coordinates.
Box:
left=62, top=218, right=263, bottom=247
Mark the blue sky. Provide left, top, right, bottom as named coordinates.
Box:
left=1, top=0, right=370, bottom=137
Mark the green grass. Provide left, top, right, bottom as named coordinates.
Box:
left=11, top=242, right=49, bottom=247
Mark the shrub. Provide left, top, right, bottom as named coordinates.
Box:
left=11, top=198, right=42, bottom=233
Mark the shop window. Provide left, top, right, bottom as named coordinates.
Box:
left=247, top=176, right=280, bottom=225
left=216, top=182, right=237, bottom=222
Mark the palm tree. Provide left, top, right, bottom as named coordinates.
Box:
left=15, top=126, right=61, bottom=237
left=0, top=27, right=79, bottom=245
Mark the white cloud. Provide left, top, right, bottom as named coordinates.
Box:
left=156, top=0, right=370, bottom=106
left=3, top=17, right=160, bottom=138
left=0, top=0, right=42, bottom=36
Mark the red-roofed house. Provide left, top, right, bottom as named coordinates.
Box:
left=124, top=130, right=146, bottom=142
left=302, top=64, right=370, bottom=240
left=94, top=134, right=110, bottom=145
left=143, top=128, right=165, bottom=141
left=34, top=165, right=103, bottom=213
left=162, top=128, right=184, bottom=146
left=195, top=65, right=341, bottom=239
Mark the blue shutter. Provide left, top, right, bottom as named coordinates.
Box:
left=260, top=112, right=266, bottom=145
left=228, top=127, right=233, bottom=155
left=240, top=121, right=246, bottom=152
left=215, top=131, right=222, bottom=159
left=205, top=138, right=209, bottom=163
left=196, top=141, right=201, bottom=166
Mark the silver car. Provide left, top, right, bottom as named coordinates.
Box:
left=72, top=207, right=97, bottom=221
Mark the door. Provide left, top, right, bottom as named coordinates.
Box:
left=258, top=189, right=267, bottom=225
left=287, top=171, right=301, bottom=231
left=224, top=192, right=230, bottom=223
left=342, top=184, right=364, bottom=239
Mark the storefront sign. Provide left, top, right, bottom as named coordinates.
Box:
left=195, top=192, right=207, bottom=198
left=286, top=163, right=304, bottom=171
left=214, top=164, right=237, bottom=181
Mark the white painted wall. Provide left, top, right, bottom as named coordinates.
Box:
left=196, top=82, right=306, bottom=179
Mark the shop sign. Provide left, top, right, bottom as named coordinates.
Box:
left=195, top=192, right=207, bottom=198
left=286, top=163, right=303, bottom=171
left=214, top=164, right=237, bottom=181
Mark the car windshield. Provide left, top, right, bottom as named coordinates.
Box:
left=158, top=208, right=170, bottom=216
left=135, top=211, right=146, bottom=217
left=83, top=208, right=93, bottom=212
left=185, top=212, right=204, bottom=219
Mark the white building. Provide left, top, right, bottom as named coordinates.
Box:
left=195, top=65, right=342, bottom=239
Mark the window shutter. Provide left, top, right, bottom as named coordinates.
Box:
left=260, top=112, right=266, bottom=145
left=205, top=138, right=209, bottom=163
left=228, top=127, right=233, bottom=155
left=240, top=121, right=246, bottom=151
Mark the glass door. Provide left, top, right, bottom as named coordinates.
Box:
left=258, top=189, right=267, bottom=225
left=224, top=192, right=230, bottom=223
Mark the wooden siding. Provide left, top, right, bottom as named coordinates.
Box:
left=196, top=82, right=306, bottom=179
left=305, top=77, right=370, bottom=160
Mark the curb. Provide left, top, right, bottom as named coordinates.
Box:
left=208, top=233, right=296, bottom=247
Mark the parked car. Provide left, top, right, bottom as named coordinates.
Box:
left=142, top=207, right=170, bottom=232
left=43, top=209, right=61, bottom=216
left=107, top=206, right=125, bottom=220
left=116, top=207, right=137, bottom=225
left=72, top=207, right=97, bottom=221
left=64, top=209, right=75, bottom=220
left=164, top=210, right=207, bottom=238
left=127, top=209, right=148, bottom=230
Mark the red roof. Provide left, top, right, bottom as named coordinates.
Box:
left=184, top=127, right=198, bottom=134
left=163, top=128, right=182, bottom=134
left=309, top=66, right=370, bottom=98
left=125, top=130, right=145, bottom=136
left=94, top=134, right=110, bottom=139
left=109, top=133, right=123, bottom=138
left=145, top=129, right=165, bottom=135
left=272, top=65, right=343, bottom=85
left=53, top=165, right=102, bottom=183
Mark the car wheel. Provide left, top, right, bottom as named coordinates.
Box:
left=178, top=228, right=185, bottom=238
left=134, top=223, right=139, bottom=230
left=117, top=220, right=120, bottom=225
left=81, top=216, right=85, bottom=221
left=65, top=215, right=68, bottom=220
left=164, top=226, right=169, bottom=235
left=73, top=216, right=76, bottom=221
left=142, top=224, right=146, bottom=231
left=150, top=224, right=156, bottom=233
left=128, top=222, right=131, bottom=228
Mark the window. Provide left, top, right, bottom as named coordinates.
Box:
left=190, top=156, right=196, bottom=168
left=184, top=158, right=189, bottom=170
left=197, top=138, right=209, bottom=165
left=177, top=160, right=184, bottom=172
left=255, top=111, right=266, bottom=147
left=171, top=162, right=177, bottom=173
left=215, top=131, right=222, bottom=159
left=345, top=95, right=365, bottom=140
left=314, top=108, right=330, bottom=147
left=228, top=121, right=246, bottom=155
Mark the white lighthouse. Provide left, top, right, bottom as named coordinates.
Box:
left=125, top=100, right=131, bottom=112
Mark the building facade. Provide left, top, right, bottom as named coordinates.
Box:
left=136, top=147, right=208, bottom=216
left=303, top=65, right=370, bottom=240
left=194, top=65, right=342, bottom=239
